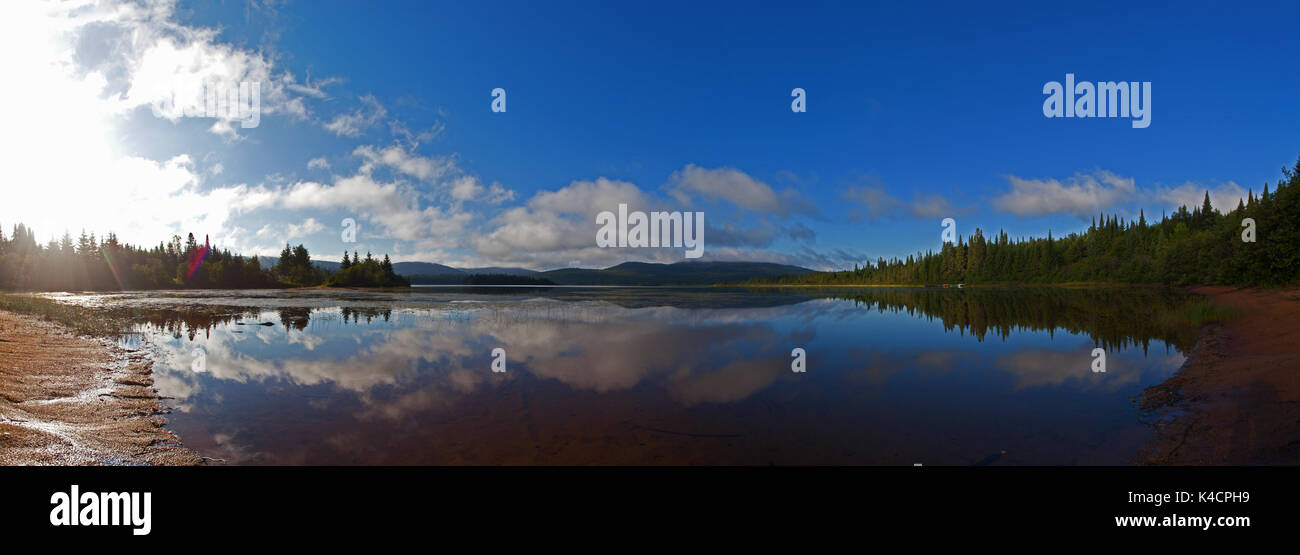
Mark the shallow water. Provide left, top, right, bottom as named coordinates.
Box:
left=50, top=286, right=1195, bottom=465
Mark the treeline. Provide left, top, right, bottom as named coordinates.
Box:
left=331, top=250, right=409, bottom=287
left=0, top=227, right=407, bottom=291
left=758, top=158, right=1300, bottom=287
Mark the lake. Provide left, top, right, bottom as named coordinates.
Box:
left=44, top=286, right=1200, bottom=465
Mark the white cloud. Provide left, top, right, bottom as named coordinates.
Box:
left=390, top=120, right=444, bottom=148
left=668, top=164, right=813, bottom=216
left=283, top=72, right=340, bottom=100
left=910, top=192, right=959, bottom=218
left=279, top=172, right=471, bottom=245
left=990, top=170, right=1251, bottom=219
left=992, top=171, right=1137, bottom=218
left=0, top=0, right=316, bottom=249
left=208, top=119, right=243, bottom=142
left=449, top=176, right=483, bottom=201
left=467, top=172, right=823, bottom=268
left=484, top=182, right=516, bottom=204
left=324, top=94, right=386, bottom=137
left=354, top=144, right=454, bottom=181
left=52, top=0, right=315, bottom=136
left=306, top=157, right=330, bottom=170
left=448, top=176, right=515, bottom=204
left=471, top=178, right=652, bottom=266
left=1152, top=181, right=1249, bottom=213
left=287, top=218, right=326, bottom=239
left=842, top=178, right=962, bottom=221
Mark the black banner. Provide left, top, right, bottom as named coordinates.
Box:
left=2, top=466, right=1287, bottom=543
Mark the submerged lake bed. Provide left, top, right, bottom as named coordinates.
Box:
left=41, top=286, right=1203, bottom=465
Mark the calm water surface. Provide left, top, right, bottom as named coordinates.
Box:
left=47, top=286, right=1198, bottom=465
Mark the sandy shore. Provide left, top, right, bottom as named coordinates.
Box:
left=0, top=310, right=199, bottom=465
left=1138, top=286, right=1300, bottom=465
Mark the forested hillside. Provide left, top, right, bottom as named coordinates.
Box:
left=756, top=158, right=1300, bottom=287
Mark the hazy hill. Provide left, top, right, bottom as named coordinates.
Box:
left=392, top=262, right=464, bottom=276
left=461, top=267, right=539, bottom=276
left=258, top=256, right=810, bottom=285
left=539, top=261, right=813, bottom=285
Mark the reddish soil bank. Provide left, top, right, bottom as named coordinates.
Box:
left=0, top=310, right=199, bottom=465
left=1138, top=286, right=1300, bottom=464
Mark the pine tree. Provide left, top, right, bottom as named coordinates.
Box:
left=1200, top=190, right=1214, bottom=229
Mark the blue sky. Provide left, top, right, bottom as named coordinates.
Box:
left=5, top=0, right=1299, bottom=270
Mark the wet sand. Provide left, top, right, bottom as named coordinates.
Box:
left=0, top=310, right=199, bottom=465
left=1138, top=286, right=1300, bottom=465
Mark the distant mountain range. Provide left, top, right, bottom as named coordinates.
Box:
left=535, top=261, right=814, bottom=285
left=255, top=257, right=812, bottom=286
left=256, top=257, right=537, bottom=276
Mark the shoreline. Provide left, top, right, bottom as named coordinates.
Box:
left=1137, top=286, right=1300, bottom=464
left=731, top=281, right=1175, bottom=289
left=0, top=310, right=199, bottom=465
